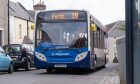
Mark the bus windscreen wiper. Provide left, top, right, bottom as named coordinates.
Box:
left=41, top=45, right=82, bottom=53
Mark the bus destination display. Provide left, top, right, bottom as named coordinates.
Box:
left=37, top=11, right=87, bottom=21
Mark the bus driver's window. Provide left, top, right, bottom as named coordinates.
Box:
left=41, top=31, right=52, bottom=43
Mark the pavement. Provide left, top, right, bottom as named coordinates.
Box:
left=100, top=63, right=120, bottom=84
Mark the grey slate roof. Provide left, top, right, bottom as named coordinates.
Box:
left=106, top=21, right=125, bottom=37
left=9, top=1, right=34, bottom=22
left=28, top=10, right=37, bottom=20
left=106, top=22, right=117, bottom=32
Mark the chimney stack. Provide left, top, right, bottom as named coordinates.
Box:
left=33, top=0, right=46, bottom=10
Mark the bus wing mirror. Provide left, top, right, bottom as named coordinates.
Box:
left=90, top=23, right=97, bottom=32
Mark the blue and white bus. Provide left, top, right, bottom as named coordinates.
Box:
left=34, top=10, right=107, bottom=72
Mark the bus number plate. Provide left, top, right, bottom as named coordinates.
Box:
left=54, top=64, right=67, bottom=68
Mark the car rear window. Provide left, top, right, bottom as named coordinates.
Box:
left=0, top=47, right=5, bottom=55
left=4, top=45, right=21, bottom=54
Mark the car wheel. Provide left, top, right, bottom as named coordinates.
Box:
left=25, top=61, right=31, bottom=71
left=8, top=63, right=13, bottom=73
left=14, top=68, right=18, bottom=71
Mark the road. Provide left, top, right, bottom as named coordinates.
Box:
left=0, top=63, right=118, bottom=84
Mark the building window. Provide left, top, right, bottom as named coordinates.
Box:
left=31, top=25, right=34, bottom=30
left=19, top=24, right=22, bottom=38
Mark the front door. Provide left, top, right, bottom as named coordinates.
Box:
left=0, top=49, right=10, bottom=70
left=0, top=55, right=9, bottom=70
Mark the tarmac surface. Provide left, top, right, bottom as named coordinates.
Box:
left=0, top=63, right=120, bottom=84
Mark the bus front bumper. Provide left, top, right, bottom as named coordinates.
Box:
left=34, top=60, right=91, bottom=70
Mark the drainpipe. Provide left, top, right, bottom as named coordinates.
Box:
left=27, top=20, right=29, bottom=36
left=8, top=0, right=10, bottom=44
left=27, top=17, right=30, bottom=37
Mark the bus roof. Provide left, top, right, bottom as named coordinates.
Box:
left=36, top=9, right=87, bottom=13
left=35, top=9, right=107, bottom=32
left=91, top=15, right=108, bottom=32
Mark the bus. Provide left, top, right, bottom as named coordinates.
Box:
left=34, top=10, right=107, bottom=72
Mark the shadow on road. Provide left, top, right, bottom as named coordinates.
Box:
left=37, top=64, right=110, bottom=75
left=38, top=69, right=93, bottom=75
left=37, top=67, right=107, bottom=75
left=14, top=68, right=36, bottom=72
left=0, top=72, right=9, bottom=75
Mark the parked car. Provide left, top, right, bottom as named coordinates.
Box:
left=0, top=47, right=13, bottom=73
left=3, top=44, right=34, bottom=71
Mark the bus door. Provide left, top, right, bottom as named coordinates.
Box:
left=90, top=21, right=97, bottom=67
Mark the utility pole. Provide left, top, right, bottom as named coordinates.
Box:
left=126, top=0, right=140, bottom=84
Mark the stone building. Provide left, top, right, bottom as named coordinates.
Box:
left=9, top=1, right=34, bottom=44
left=0, top=0, right=8, bottom=46
left=106, top=21, right=125, bottom=63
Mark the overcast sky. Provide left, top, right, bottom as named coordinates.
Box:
left=10, top=0, right=125, bottom=25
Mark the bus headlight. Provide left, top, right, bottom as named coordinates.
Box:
left=35, top=52, right=47, bottom=62
left=75, top=52, right=88, bottom=62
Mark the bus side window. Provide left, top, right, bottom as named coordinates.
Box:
left=94, top=30, right=98, bottom=48
left=102, top=30, right=105, bottom=48
left=96, top=28, right=100, bottom=48
left=99, top=28, right=103, bottom=48
left=41, top=31, right=52, bottom=43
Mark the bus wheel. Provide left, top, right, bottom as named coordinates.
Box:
left=46, top=69, right=52, bottom=73
left=102, top=65, right=106, bottom=68
left=93, top=61, right=97, bottom=71
left=89, top=67, right=94, bottom=72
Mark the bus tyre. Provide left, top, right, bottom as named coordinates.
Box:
left=25, top=61, right=31, bottom=71
left=8, top=63, right=13, bottom=73
left=89, top=67, right=94, bottom=72
left=46, top=69, right=52, bottom=73
left=93, top=61, right=97, bottom=71
left=102, top=65, right=105, bottom=68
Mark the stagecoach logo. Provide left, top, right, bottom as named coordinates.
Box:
left=51, top=52, right=70, bottom=56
